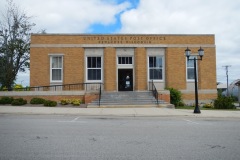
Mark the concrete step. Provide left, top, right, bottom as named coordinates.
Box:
left=90, top=102, right=159, bottom=106
left=88, top=103, right=174, bottom=108
left=90, top=100, right=165, bottom=104
left=88, top=104, right=157, bottom=108
left=88, top=91, right=167, bottom=108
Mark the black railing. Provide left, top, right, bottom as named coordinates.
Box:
left=150, top=80, right=159, bottom=104
left=21, top=83, right=102, bottom=92
left=98, top=84, right=102, bottom=106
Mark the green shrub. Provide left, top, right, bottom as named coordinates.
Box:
left=178, top=101, right=185, bottom=107
left=167, top=88, right=182, bottom=107
left=60, top=99, right=82, bottom=105
left=231, top=96, right=238, bottom=102
left=202, top=103, right=213, bottom=108
left=60, top=99, right=71, bottom=105
left=44, top=100, right=57, bottom=107
left=11, top=98, right=27, bottom=106
left=13, top=84, right=24, bottom=91
left=0, top=86, right=8, bottom=91
left=214, top=95, right=235, bottom=109
left=30, top=98, right=46, bottom=104
left=0, top=97, right=14, bottom=104
left=71, top=99, right=82, bottom=106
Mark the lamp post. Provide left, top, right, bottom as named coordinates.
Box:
left=185, top=47, right=204, bottom=114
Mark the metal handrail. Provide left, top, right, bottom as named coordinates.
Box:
left=98, top=84, right=102, bottom=106
left=21, top=82, right=102, bottom=91
left=151, top=80, right=159, bottom=104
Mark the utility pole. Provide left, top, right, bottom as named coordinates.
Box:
left=222, top=65, right=231, bottom=96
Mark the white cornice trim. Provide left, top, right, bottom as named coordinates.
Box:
left=31, top=33, right=215, bottom=36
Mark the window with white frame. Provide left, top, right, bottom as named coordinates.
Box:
left=50, top=56, right=63, bottom=82
left=87, top=57, right=102, bottom=81
left=187, top=56, right=197, bottom=80
left=149, top=56, right=163, bottom=80
left=118, top=56, right=133, bottom=64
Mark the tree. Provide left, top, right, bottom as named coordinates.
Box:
left=0, top=0, right=35, bottom=90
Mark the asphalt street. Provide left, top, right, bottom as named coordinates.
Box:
left=0, top=115, right=240, bottom=160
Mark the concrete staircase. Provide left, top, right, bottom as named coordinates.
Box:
left=88, top=91, right=172, bottom=108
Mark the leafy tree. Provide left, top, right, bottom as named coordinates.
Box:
left=0, top=0, right=35, bottom=90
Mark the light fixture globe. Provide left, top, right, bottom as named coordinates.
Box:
left=185, top=47, right=191, bottom=57
left=198, top=47, right=204, bottom=57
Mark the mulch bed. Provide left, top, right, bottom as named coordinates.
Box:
left=0, top=103, right=88, bottom=108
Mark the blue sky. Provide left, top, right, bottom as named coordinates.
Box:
left=78, top=0, right=139, bottom=33
left=0, top=0, right=239, bottom=87
left=88, top=14, right=122, bottom=33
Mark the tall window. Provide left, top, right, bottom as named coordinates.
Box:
left=87, top=57, right=102, bottom=81
left=51, top=56, right=63, bottom=82
left=149, top=56, right=163, bottom=80
left=187, top=56, right=197, bottom=80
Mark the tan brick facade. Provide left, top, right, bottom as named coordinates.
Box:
left=165, top=48, right=186, bottom=89
left=104, top=48, right=116, bottom=91
left=30, top=47, right=85, bottom=86
left=135, top=47, right=147, bottom=90
left=30, top=34, right=217, bottom=103
left=198, top=47, right=216, bottom=90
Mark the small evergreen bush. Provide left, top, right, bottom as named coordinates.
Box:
left=214, top=95, right=235, bottom=109
left=0, top=97, right=14, bottom=104
left=30, top=98, right=46, bottom=104
left=11, top=98, right=27, bottom=106
left=167, top=88, right=182, bottom=107
left=44, top=100, right=57, bottom=107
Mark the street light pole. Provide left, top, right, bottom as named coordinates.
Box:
left=185, top=47, right=204, bottom=114
left=222, top=65, right=231, bottom=96
left=193, top=57, right=200, bottom=113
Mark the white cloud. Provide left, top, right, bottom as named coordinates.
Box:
left=120, top=0, right=240, bottom=83
left=1, top=0, right=239, bottom=86
left=0, top=0, right=131, bottom=86
left=10, top=0, right=131, bottom=33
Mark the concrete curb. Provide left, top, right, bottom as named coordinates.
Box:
left=0, top=105, right=240, bottom=118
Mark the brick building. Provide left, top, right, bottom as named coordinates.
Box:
left=30, top=34, right=217, bottom=104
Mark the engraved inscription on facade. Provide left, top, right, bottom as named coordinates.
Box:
left=83, top=36, right=166, bottom=44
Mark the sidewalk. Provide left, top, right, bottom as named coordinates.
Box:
left=1, top=105, right=240, bottom=118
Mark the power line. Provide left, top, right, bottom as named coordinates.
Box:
left=222, top=65, right=231, bottom=96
